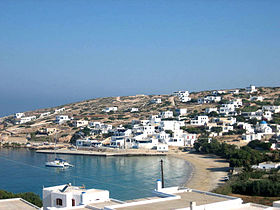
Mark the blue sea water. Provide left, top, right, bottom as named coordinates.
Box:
left=0, top=148, right=192, bottom=201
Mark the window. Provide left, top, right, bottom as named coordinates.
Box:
left=56, top=198, right=62, bottom=206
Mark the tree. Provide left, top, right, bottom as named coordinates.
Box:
left=211, top=127, right=222, bottom=133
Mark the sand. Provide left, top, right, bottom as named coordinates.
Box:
left=171, top=152, right=230, bottom=191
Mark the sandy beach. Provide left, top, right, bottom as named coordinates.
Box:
left=171, top=152, right=230, bottom=191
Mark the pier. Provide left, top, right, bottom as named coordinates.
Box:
left=36, top=149, right=167, bottom=157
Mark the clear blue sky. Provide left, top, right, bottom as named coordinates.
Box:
left=0, top=0, right=280, bottom=116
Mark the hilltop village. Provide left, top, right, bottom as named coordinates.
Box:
left=1, top=85, right=280, bottom=152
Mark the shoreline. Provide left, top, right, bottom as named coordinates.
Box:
left=171, top=152, right=230, bottom=192
left=3, top=147, right=228, bottom=192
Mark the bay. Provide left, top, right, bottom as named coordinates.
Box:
left=0, top=148, right=192, bottom=200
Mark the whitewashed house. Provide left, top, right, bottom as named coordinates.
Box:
left=173, top=91, right=191, bottom=102
left=219, top=104, right=236, bottom=116
left=198, top=96, right=221, bottom=104
left=238, top=122, right=255, bottom=134
left=103, top=107, right=118, bottom=113
left=14, top=112, right=25, bottom=119
left=250, top=96, right=263, bottom=102
left=205, top=107, right=218, bottom=114
left=160, top=111, right=174, bottom=119
left=43, top=183, right=110, bottom=210
left=212, top=90, right=226, bottom=95
left=157, top=143, right=169, bottom=152
left=54, top=108, right=65, bottom=114
left=76, top=139, right=101, bottom=148
left=190, top=116, right=209, bottom=126
left=149, top=115, right=161, bottom=124
left=55, top=115, right=70, bottom=124
left=16, top=116, right=36, bottom=124
left=246, top=85, right=257, bottom=93
left=150, top=98, right=162, bottom=104
left=40, top=112, right=51, bottom=118
left=262, top=105, right=280, bottom=113
left=160, top=121, right=184, bottom=131
left=242, top=133, right=263, bottom=141
left=229, top=89, right=239, bottom=94
left=252, top=162, right=280, bottom=170
left=229, top=99, right=243, bottom=108
left=175, top=108, right=187, bottom=116
left=142, top=125, right=155, bottom=135
left=130, top=108, right=139, bottom=112
left=135, top=138, right=158, bottom=149
left=73, top=120, right=88, bottom=128
left=222, top=125, right=234, bottom=133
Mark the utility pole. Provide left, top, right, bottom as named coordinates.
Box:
left=160, top=159, right=164, bottom=188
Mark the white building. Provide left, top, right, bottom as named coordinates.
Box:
left=160, top=111, right=174, bottom=119
left=160, top=121, right=184, bottom=131
left=73, top=120, right=88, bottom=128
left=190, top=116, right=209, bottom=126
left=130, top=108, right=139, bottom=112
left=16, top=116, right=36, bottom=124
left=151, top=98, right=162, bottom=104
left=76, top=139, right=101, bottom=148
left=149, top=115, right=161, bottom=124
left=40, top=112, right=51, bottom=118
left=246, top=85, right=257, bottom=93
left=255, top=121, right=273, bottom=134
left=212, top=90, right=226, bottom=95
left=198, top=96, right=221, bottom=104
left=103, top=107, right=118, bottom=113
left=242, top=133, right=263, bottom=141
left=54, top=108, right=65, bottom=114
left=35, top=180, right=280, bottom=210
left=229, top=89, right=239, bottom=94
left=262, top=105, right=280, bottom=113
left=250, top=96, right=263, bottom=102
left=229, top=99, right=243, bottom=108
left=173, top=91, right=191, bottom=102
left=157, top=143, right=169, bottom=152
left=205, top=107, right=218, bottom=114
left=175, top=108, right=187, bottom=116
left=43, top=183, right=110, bottom=210
left=252, top=162, right=280, bottom=170
left=219, top=104, right=236, bottom=116
left=55, top=115, right=70, bottom=124
left=14, top=112, right=25, bottom=119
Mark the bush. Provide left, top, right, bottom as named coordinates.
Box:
left=0, top=190, right=42, bottom=207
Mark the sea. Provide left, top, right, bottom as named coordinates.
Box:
left=0, top=148, right=192, bottom=201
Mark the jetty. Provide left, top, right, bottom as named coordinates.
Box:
left=36, top=149, right=167, bottom=157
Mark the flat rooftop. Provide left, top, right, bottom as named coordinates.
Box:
left=114, top=191, right=230, bottom=210
left=0, top=198, right=39, bottom=210
left=44, top=184, right=106, bottom=194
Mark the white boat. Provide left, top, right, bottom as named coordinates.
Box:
left=45, top=136, right=73, bottom=168
left=45, top=158, right=73, bottom=168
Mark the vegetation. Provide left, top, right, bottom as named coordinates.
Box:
left=0, top=190, right=42, bottom=207
left=194, top=139, right=268, bottom=167
left=184, top=126, right=208, bottom=134
left=214, top=169, right=280, bottom=197
left=247, top=140, right=271, bottom=151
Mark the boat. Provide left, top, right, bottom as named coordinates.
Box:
left=45, top=136, right=73, bottom=168
left=45, top=158, right=73, bottom=168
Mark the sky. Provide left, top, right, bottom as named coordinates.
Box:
left=0, top=0, right=280, bottom=116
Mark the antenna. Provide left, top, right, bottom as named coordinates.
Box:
left=160, top=159, right=164, bottom=188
